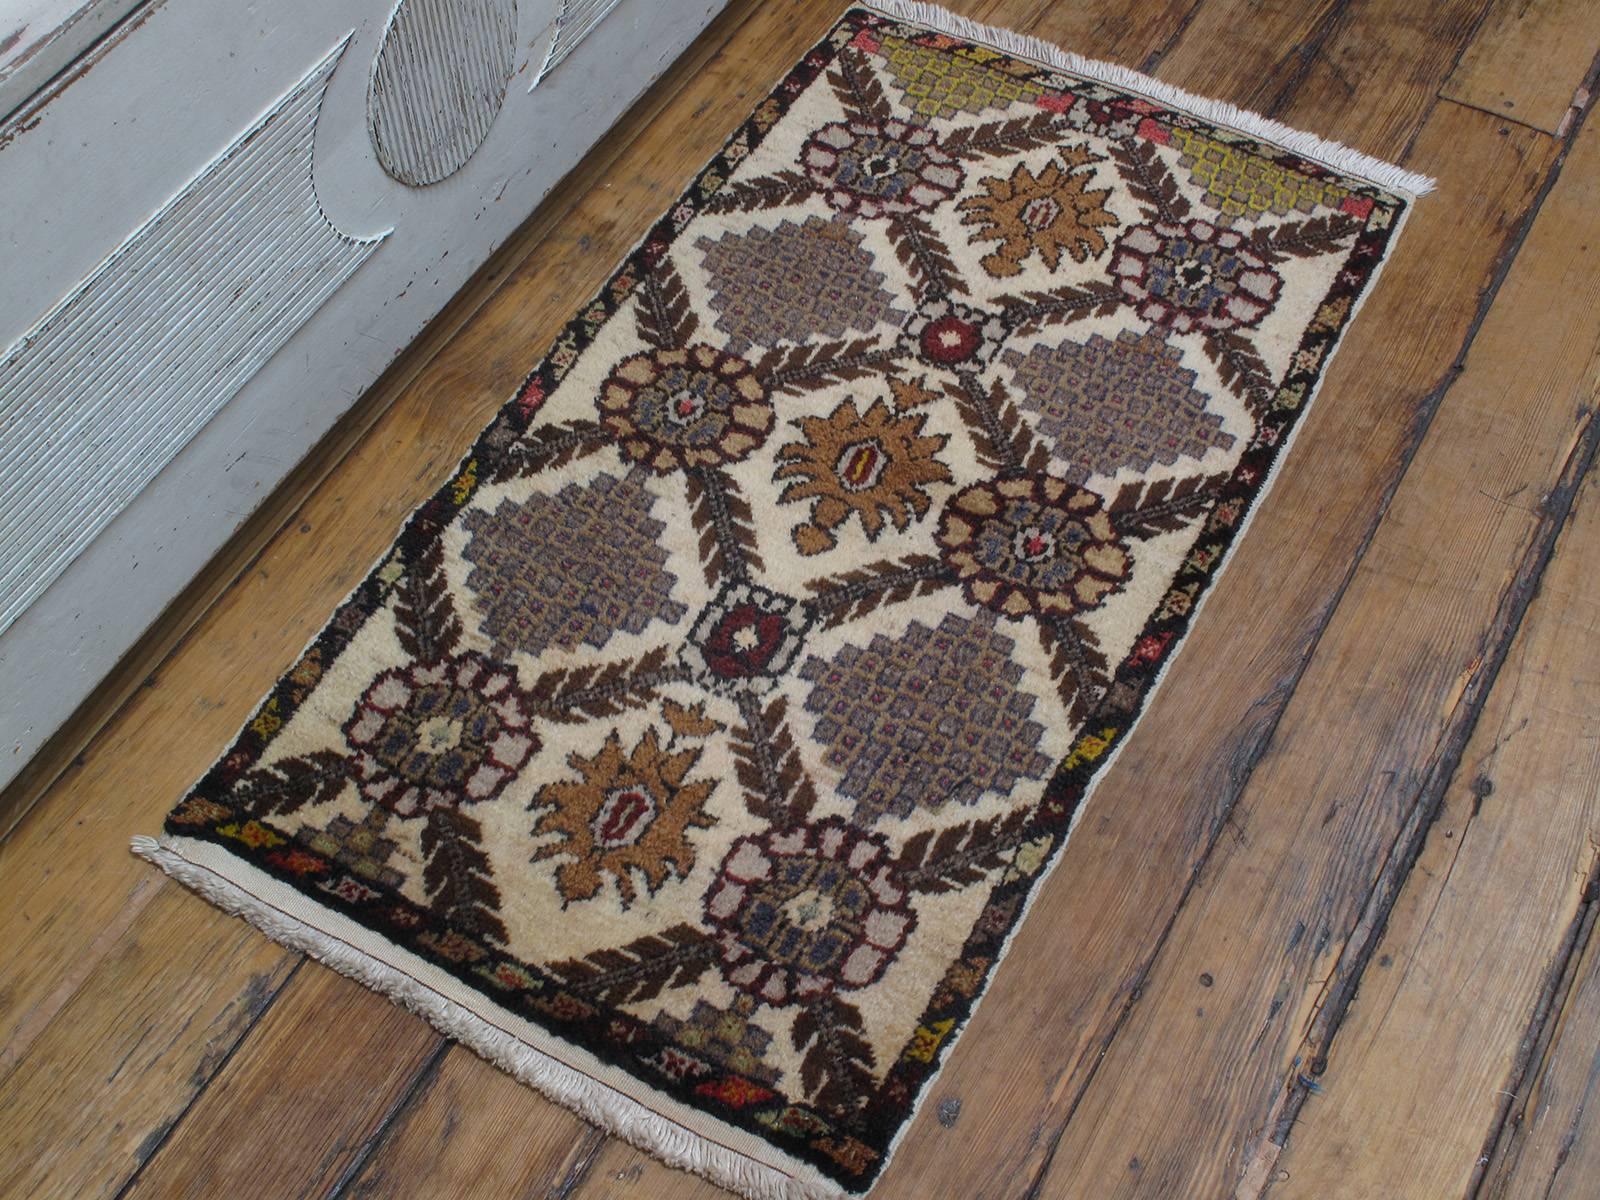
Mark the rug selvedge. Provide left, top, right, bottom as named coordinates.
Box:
left=151, top=7, right=1415, bottom=1194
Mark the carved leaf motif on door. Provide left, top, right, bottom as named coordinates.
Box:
left=369, top=0, right=521, bottom=187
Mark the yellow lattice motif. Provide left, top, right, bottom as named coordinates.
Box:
left=1169, top=125, right=1351, bottom=221
left=879, top=35, right=1049, bottom=119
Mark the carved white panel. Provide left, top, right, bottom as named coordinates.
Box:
left=0, top=38, right=383, bottom=636
left=369, top=0, right=519, bottom=186
left=0, top=0, right=728, bottom=792
left=536, top=0, right=623, bottom=81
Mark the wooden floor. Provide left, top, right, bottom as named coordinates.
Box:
left=4, top=1, right=1600, bottom=1196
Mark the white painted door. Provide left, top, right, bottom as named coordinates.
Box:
left=0, top=0, right=727, bottom=789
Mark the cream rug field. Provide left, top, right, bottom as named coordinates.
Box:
left=136, top=4, right=1430, bottom=1195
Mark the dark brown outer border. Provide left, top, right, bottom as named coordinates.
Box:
left=163, top=8, right=1409, bottom=1192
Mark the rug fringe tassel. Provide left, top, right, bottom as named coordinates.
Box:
left=864, top=0, right=1437, bottom=197
left=130, top=836, right=843, bottom=1200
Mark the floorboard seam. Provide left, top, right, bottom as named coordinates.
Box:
left=321, top=1037, right=452, bottom=1200
left=1260, top=0, right=1358, bottom=119
left=1138, top=0, right=1210, bottom=75
left=108, top=957, right=307, bottom=1200
left=1254, top=406, right=1600, bottom=1189
left=1433, top=94, right=1567, bottom=138
left=547, top=1126, right=609, bottom=1200
left=1470, top=853, right=1600, bottom=1199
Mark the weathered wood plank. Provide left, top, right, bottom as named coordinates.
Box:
left=1028, top=106, right=1600, bottom=1200
left=1151, top=0, right=1492, bottom=164
left=1481, top=885, right=1600, bottom=1200
left=1443, top=0, right=1600, bottom=134
left=0, top=885, right=297, bottom=1200
left=336, top=1048, right=601, bottom=1199
left=992, top=0, right=1204, bottom=68
left=117, top=969, right=439, bottom=1200
left=0, top=0, right=827, bottom=1194
left=1269, top=424, right=1600, bottom=1197
left=1270, top=0, right=1495, bottom=160
left=1151, top=0, right=1339, bottom=113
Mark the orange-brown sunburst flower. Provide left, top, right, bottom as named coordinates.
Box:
left=773, top=398, right=952, bottom=555
left=530, top=728, right=715, bottom=908
left=957, top=146, right=1119, bottom=278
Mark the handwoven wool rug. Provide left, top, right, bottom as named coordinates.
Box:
left=135, top=4, right=1432, bottom=1196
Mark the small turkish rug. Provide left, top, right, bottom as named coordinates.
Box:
left=138, top=4, right=1430, bottom=1196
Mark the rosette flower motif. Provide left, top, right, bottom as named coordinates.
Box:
left=343, top=653, right=538, bottom=816
left=936, top=475, right=1133, bottom=618
left=680, top=581, right=814, bottom=695
left=1109, top=219, right=1283, bottom=333
left=599, top=344, right=773, bottom=472
left=801, top=119, right=964, bottom=218
left=898, top=296, right=1010, bottom=371
left=705, top=819, right=915, bottom=1005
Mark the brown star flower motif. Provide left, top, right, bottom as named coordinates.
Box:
left=958, top=146, right=1120, bottom=278
left=530, top=727, right=716, bottom=908
left=599, top=344, right=773, bottom=472
left=774, top=398, right=952, bottom=555
left=935, top=474, right=1133, bottom=618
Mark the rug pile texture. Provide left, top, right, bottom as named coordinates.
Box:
left=137, top=4, right=1427, bottom=1195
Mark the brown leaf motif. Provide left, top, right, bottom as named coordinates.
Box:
left=793, top=995, right=878, bottom=1122
left=530, top=727, right=717, bottom=908
left=635, top=260, right=700, bottom=349
left=394, top=541, right=463, bottom=663
left=958, top=146, right=1120, bottom=276
left=421, top=806, right=508, bottom=944
left=231, top=750, right=352, bottom=819
left=774, top=397, right=952, bottom=555
left=547, top=924, right=719, bottom=1007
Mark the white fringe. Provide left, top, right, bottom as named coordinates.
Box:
left=130, top=836, right=844, bottom=1200
left=864, top=0, right=1437, bottom=197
